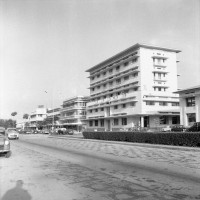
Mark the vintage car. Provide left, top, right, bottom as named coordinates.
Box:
left=6, top=128, right=19, bottom=140
left=0, top=127, right=11, bottom=158
left=186, top=122, right=200, bottom=132
left=171, top=125, right=186, bottom=132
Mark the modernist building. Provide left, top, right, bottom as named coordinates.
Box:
left=46, top=107, right=61, bottom=128
left=174, top=85, right=200, bottom=126
left=29, top=105, right=47, bottom=129
left=59, top=96, right=88, bottom=132
left=85, top=43, right=180, bottom=131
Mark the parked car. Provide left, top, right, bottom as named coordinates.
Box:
left=171, top=125, right=186, bottom=132
left=6, top=128, right=19, bottom=140
left=161, top=125, right=171, bottom=132
left=0, top=127, right=11, bottom=158
left=186, top=122, right=200, bottom=132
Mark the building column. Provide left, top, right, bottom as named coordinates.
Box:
left=140, top=116, right=144, bottom=128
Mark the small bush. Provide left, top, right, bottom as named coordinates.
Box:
left=82, top=131, right=200, bottom=147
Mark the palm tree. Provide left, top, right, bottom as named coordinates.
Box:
left=11, top=112, right=17, bottom=127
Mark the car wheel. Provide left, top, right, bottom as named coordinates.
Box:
left=5, top=151, right=11, bottom=158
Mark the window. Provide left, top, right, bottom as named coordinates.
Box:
left=97, top=74, right=100, bottom=78
left=109, top=69, right=113, bottom=74
left=122, top=104, right=126, bottom=108
left=97, top=86, right=100, bottom=89
left=132, top=58, right=137, bottom=63
left=130, top=102, right=135, bottom=107
left=116, top=66, right=120, bottom=71
left=124, top=76, right=129, bottom=81
left=186, top=97, right=195, bottom=107
left=159, top=102, right=168, bottom=106
left=91, top=77, right=95, bottom=80
left=103, top=84, right=106, bottom=88
left=109, top=81, right=113, bottom=86
left=100, top=119, right=104, bottom=127
left=172, top=116, right=180, bottom=124
left=95, top=109, right=98, bottom=112
left=122, top=118, right=127, bottom=125
left=114, top=105, right=118, bottom=109
left=172, top=102, right=179, bottom=106
left=92, top=88, right=95, bottom=91
left=101, top=108, right=104, bottom=111
left=114, top=118, right=119, bottom=126
left=103, top=72, right=106, bottom=76
left=90, top=110, right=92, bottom=113
left=95, top=120, right=98, bottom=126
left=146, top=101, right=155, bottom=105
left=159, top=116, right=167, bottom=124
left=124, top=62, right=129, bottom=67
left=89, top=121, right=93, bottom=126
left=158, top=88, right=162, bottom=91
left=116, top=79, right=121, bottom=84
left=187, top=113, right=196, bottom=123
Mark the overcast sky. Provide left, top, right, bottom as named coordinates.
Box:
left=0, top=0, right=199, bottom=121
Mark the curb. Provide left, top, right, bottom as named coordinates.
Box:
left=48, top=135, right=200, bottom=152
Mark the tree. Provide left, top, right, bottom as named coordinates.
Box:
left=11, top=112, right=17, bottom=117
left=11, top=112, right=17, bottom=127
left=23, top=114, right=29, bottom=119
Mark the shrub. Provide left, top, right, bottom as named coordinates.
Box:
left=82, top=131, right=200, bottom=147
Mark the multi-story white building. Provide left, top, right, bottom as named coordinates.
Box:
left=29, top=105, right=47, bottom=129
left=174, top=85, right=200, bottom=126
left=85, top=43, right=180, bottom=131
left=46, top=107, right=61, bottom=128
left=59, top=96, right=88, bottom=132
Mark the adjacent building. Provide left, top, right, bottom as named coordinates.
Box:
left=85, top=43, right=180, bottom=131
left=174, top=85, right=200, bottom=126
left=59, top=96, right=89, bottom=132
left=29, top=105, right=47, bottom=129
left=46, top=107, right=61, bottom=128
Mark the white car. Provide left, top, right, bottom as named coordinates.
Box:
left=161, top=126, right=171, bottom=132
left=6, top=128, right=19, bottom=140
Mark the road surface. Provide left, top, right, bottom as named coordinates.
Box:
left=0, top=134, right=200, bottom=200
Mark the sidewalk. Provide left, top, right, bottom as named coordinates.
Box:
left=49, top=133, right=200, bottom=152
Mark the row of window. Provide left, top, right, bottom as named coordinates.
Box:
left=88, top=102, right=135, bottom=113
left=146, top=101, right=179, bottom=106
left=154, top=87, right=167, bottom=92
left=89, top=118, right=127, bottom=127
left=91, top=73, right=138, bottom=92
left=63, top=102, right=86, bottom=108
left=61, top=110, right=86, bottom=117
left=91, top=57, right=138, bottom=81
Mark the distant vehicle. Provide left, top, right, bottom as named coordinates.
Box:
left=171, top=125, right=186, bottom=132
left=0, top=127, right=11, bottom=158
left=6, top=128, right=19, bottom=140
left=161, top=125, right=171, bottom=132
left=186, top=122, right=200, bottom=132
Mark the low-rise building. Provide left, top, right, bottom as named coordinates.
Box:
left=29, top=105, right=47, bottom=129
left=59, top=96, right=88, bottom=132
left=174, top=85, right=200, bottom=126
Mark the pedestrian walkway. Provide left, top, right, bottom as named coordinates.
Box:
left=48, top=134, right=200, bottom=174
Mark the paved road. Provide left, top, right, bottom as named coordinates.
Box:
left=0, top=134, right=200, bottom=200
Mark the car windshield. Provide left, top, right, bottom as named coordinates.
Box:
left=0, top=127, right=5, bottom=136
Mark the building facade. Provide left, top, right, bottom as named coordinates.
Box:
left=59, top=96, right=88, bottom=132
left=29, top=105, right=47, bottom=129
left=175, top=85, right=200, bottom=126
left=85, top=43, right=180, bottom=131
left=46, top=107, right=61, bottom=128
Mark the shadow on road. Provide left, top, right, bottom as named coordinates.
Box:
left=1, top=180, right=32, bottom=200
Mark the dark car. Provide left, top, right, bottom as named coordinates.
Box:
left=0, top=127, right=11, bottom=158
left=186, top=122, right=200, bottom=132
left=171, top=125, right=186, bottom=132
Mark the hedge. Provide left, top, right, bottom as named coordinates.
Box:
left=82, top=131, right=200, bottom=147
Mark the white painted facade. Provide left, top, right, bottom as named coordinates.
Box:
left=85, top=43, right=180, bottom=131
left=29, top=105, right=47, bottom=128
left=60, top=96, right=88, bottom=131
left=175, top=85, right=200, bottom=126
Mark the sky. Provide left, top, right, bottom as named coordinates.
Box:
left=0, top=0, right=200, bottom=121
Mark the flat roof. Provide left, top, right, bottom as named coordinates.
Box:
left=86, top=43, right=181, bottom=73
left=174, top=85, right=200, bottom=93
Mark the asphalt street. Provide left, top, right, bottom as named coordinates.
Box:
left=0, top=134, right=200, bottom=200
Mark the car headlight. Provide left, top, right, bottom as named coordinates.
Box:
left=4, top=140, right=10, bottom=145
